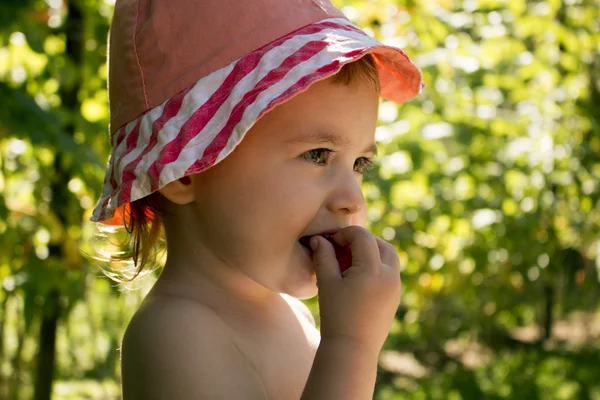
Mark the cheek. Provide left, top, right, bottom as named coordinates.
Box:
left=243, top=183, right=314, bottom=238
left=197, top=162, right=315, bottom=234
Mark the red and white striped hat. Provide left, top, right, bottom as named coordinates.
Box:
left=91, top=0, right=423, bottom=224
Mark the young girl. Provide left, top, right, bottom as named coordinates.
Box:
left=92, top=0, right=422, bottom=398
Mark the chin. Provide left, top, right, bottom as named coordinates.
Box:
left=291, top=286, right=319, bottom=300
left=281, top=276, right=319, bottom=300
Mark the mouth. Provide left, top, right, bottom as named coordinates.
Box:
left=298, top=231, right=352, bottom=273
left=298, top=231, right=339, bottom=258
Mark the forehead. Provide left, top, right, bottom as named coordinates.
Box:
left=283, top=130, right=378, bottom=155
left=250, top=77, right=379, bottom=146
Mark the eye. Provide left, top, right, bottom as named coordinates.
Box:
left=301, top=148, right=334, bottom=165
left=301, top=149, right=375, bottom=175
left=354, top=157, right=374, bottom=175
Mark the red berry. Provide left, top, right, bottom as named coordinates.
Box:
left=324, top=236, right=352, bottom=273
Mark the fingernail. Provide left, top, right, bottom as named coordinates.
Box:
left=309, top=236, right=319, bottom=250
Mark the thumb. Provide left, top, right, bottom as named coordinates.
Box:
left=310, top=236, right=340, bottom=284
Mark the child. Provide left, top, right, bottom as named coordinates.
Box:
left=92, top=0, right=422, bottom=398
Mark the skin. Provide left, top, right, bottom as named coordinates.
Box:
left=122, top=75, right=394, bottom=399
left=152, top=75, right=378, bottom=316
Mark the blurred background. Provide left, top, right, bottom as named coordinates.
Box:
left=0, top=0, right=599, bottom=399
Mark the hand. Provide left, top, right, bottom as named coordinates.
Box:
left=310, top=226, right=401, bottom=356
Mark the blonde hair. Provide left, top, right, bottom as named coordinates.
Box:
left=101, top=54, right=381, bottom=282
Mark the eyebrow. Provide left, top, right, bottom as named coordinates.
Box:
left=284, top=131, right=378, bottom=156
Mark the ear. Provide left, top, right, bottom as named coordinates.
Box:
left=158, top=176, right=195, bottom=205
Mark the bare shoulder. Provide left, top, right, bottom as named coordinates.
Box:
left=121, top=296, right=267, bottom=400
left=281, top=294, right=316, bottom=327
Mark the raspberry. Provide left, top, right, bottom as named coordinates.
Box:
left=324, top=236, right=352, bottom=273
left=299, top=235, right=352, bottom=273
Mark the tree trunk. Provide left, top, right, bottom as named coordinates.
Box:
left=33, top=290, right=60, bottom=400
left=32, top=0, right=84, bottom=397
left=543, top=283, right=554, bottom=341
left=9, top=295, right=30, bottom=400
left=0, top=293, right=9, bottom=399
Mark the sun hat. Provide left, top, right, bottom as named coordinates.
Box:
left=91, top=0, right=423, bottom=224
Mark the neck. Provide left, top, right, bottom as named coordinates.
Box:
left=152, top=206, right=281, bottom=313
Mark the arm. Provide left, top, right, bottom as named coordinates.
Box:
left=120, top=298, right=268, bottom=400
left=301, top=227, right=403, bottom=399
left=301, top=336, right=379, bottom=400
left=281, top=294, right=380, bottom=398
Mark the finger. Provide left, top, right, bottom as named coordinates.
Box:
left=375, top=237, right=400, bottom=271
left=332, top=226, right=379, bottom=271
left=310, top=236, right=341, bottom=284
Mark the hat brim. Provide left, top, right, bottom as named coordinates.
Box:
left=91, top=18, right=422, bottom=224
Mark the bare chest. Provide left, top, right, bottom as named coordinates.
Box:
left=231, top=310, right=321, bottom=399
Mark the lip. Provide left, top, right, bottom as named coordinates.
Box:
left=298, top=228, right=344, bottom=257
left=300, top=228, right=344, bottom=239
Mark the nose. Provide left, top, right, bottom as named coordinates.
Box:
left=325, top=170, right=366, bottom=220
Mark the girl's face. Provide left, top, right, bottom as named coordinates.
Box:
left=187, top=76, right=379, bottom=299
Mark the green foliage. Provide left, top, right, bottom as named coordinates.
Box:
left=331, top=0, right=600, bottom=397
left=0, top=0, right=599, bottom=398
